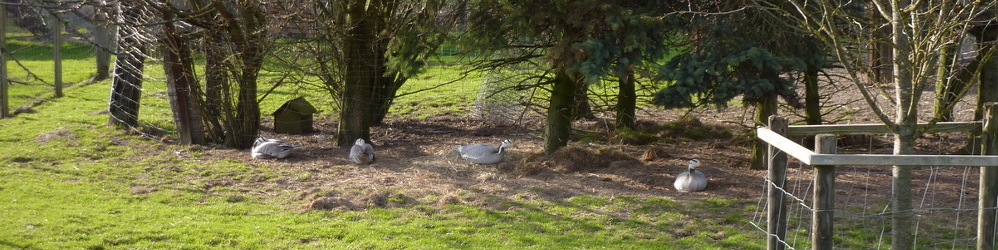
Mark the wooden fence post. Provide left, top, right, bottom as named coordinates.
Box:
left=979, top=102, right=998, bottom=250
left=50, top=10, right=62, bottom=98
left=767, top=116, right=788, bottom=250
left=813, top=134, right=836, bottom=250
left=0, top=3, right=7, bottom=118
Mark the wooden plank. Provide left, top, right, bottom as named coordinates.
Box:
left=813, top=135, right=836, bottom=250
left=767, top=117, right=788, bottom=250
left=757, top=127, right=814, bottom=163
left=761, top=126, right=998, bottom=167
left=786, top=122, right=981, bottom=136
left=0, top=3, right=7, bottom=118
left=809, top=154, right=998, bottom=166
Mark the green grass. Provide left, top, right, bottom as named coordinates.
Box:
left=0, top=48, right=772, bottom=248
left=2, top=38, right=984, bottom=249
left=2, top=154, right=767, bottom=248
left=0, top=114, right=768, bottom=248
left=390, top=65, right=484, bottom=119
left=6, top=40, right=98, bottom=111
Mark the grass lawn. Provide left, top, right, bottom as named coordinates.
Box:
left=3, top=36, right=985, bottom=249
left=0, top=52, right=770, bottom=248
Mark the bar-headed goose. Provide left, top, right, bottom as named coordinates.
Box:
left=455, top=139, right=513, bottom=164
left=674, top=159, right=707, bottom=192
left=349, top=138, right=376, bottom=164
left=251, top=137, right=299, bottom=159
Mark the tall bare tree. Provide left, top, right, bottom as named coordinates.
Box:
left=160, top=4, right=207, bottom=144
left=133, top=0, right=269, bottom=148
left=769, top=0, right=995, bottom=248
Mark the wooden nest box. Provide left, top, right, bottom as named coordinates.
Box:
left=272, top=97, right=317, bottom=134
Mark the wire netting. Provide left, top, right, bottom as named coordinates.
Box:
left=752, top=134, right=985, bottom=249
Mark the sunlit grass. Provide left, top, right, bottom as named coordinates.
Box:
left=0, top=73, right=769, bottom=249
left=391, top=65, right=483, bottom=119
left=5, top=40, right=98, bottom=110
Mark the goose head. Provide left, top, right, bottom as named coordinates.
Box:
left=498, top=139, right=514, bottom=149
left=688, top=159, right=700, bottom=169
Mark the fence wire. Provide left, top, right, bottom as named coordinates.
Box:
left=753, top=134, right=987, bottom=249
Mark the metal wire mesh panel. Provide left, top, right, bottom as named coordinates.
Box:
left=473, top=65, right=534, bottom=125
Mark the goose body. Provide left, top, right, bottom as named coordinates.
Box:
left=349, top=138, right=376, bottom=164
left=674, top=159, right=707, bottom=192
left=252, top=137, right=298, bottom=159
left=455, top=139, right=513, bottom=164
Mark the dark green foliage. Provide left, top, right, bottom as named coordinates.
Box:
left=462, top=0, right=685, bottom=152
left=463, top=0, right=680, bottom=74
left=569, top=3, right=682, bottom=84
left=654, top=47, right=803, bottom=108
left=651, top=1, right=825, bottom=110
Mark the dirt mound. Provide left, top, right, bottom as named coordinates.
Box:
left=35, top=127, right=76, bottom=144
left=516, top=146, right=642, bottom=175
left=299, top=188, right=418, bottom=211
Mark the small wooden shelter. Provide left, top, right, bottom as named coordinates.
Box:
left=272, top=97, right=317, bottom=134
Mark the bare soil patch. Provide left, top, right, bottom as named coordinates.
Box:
left=181, top=84, right=980, bottom=218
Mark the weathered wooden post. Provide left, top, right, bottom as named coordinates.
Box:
left=767, top=116, right=789, bottom=250
left=979, top=102, right=998, bottom=250
left=50, top=9, right=62, bottom=98
left=0, top=3, right=7, bottom=118
left=813, top=134, right=836, bottom=250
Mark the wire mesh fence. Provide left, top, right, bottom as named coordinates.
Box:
left=2, top=1, right=101, bottom=114
left=752, top=134, right=986, bottom=249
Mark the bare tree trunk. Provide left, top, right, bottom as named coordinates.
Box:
left=94, top=27, right=114, bottom=81
left=162, top=10, right=205, bottom=145
left=890, top=1, right=915, bottom=247
left=869, top=2, right=893, bottom=85
left=934, top=43, right=957, bottom=122
left=751, top=93, right=778, bottom=170
left=572, top=81, right=595, bottom=120
left=93, top=2, right=116, bottom=81
left=201, top=29, right=227, bottom=142
left=220, top=2, right=267, bottom=149
left=972, top=28, right=998, bottom=154
left=934, top=39, right=977, bottom=123
left=337, top=0, right=380, bottom=146
left=615, top=67, right=636, bottom=129
left=803, top=63, right=821, bottom=126
left=801, top=62, right=822, bottom=149
left=545, top=69, right=576, bottom=154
